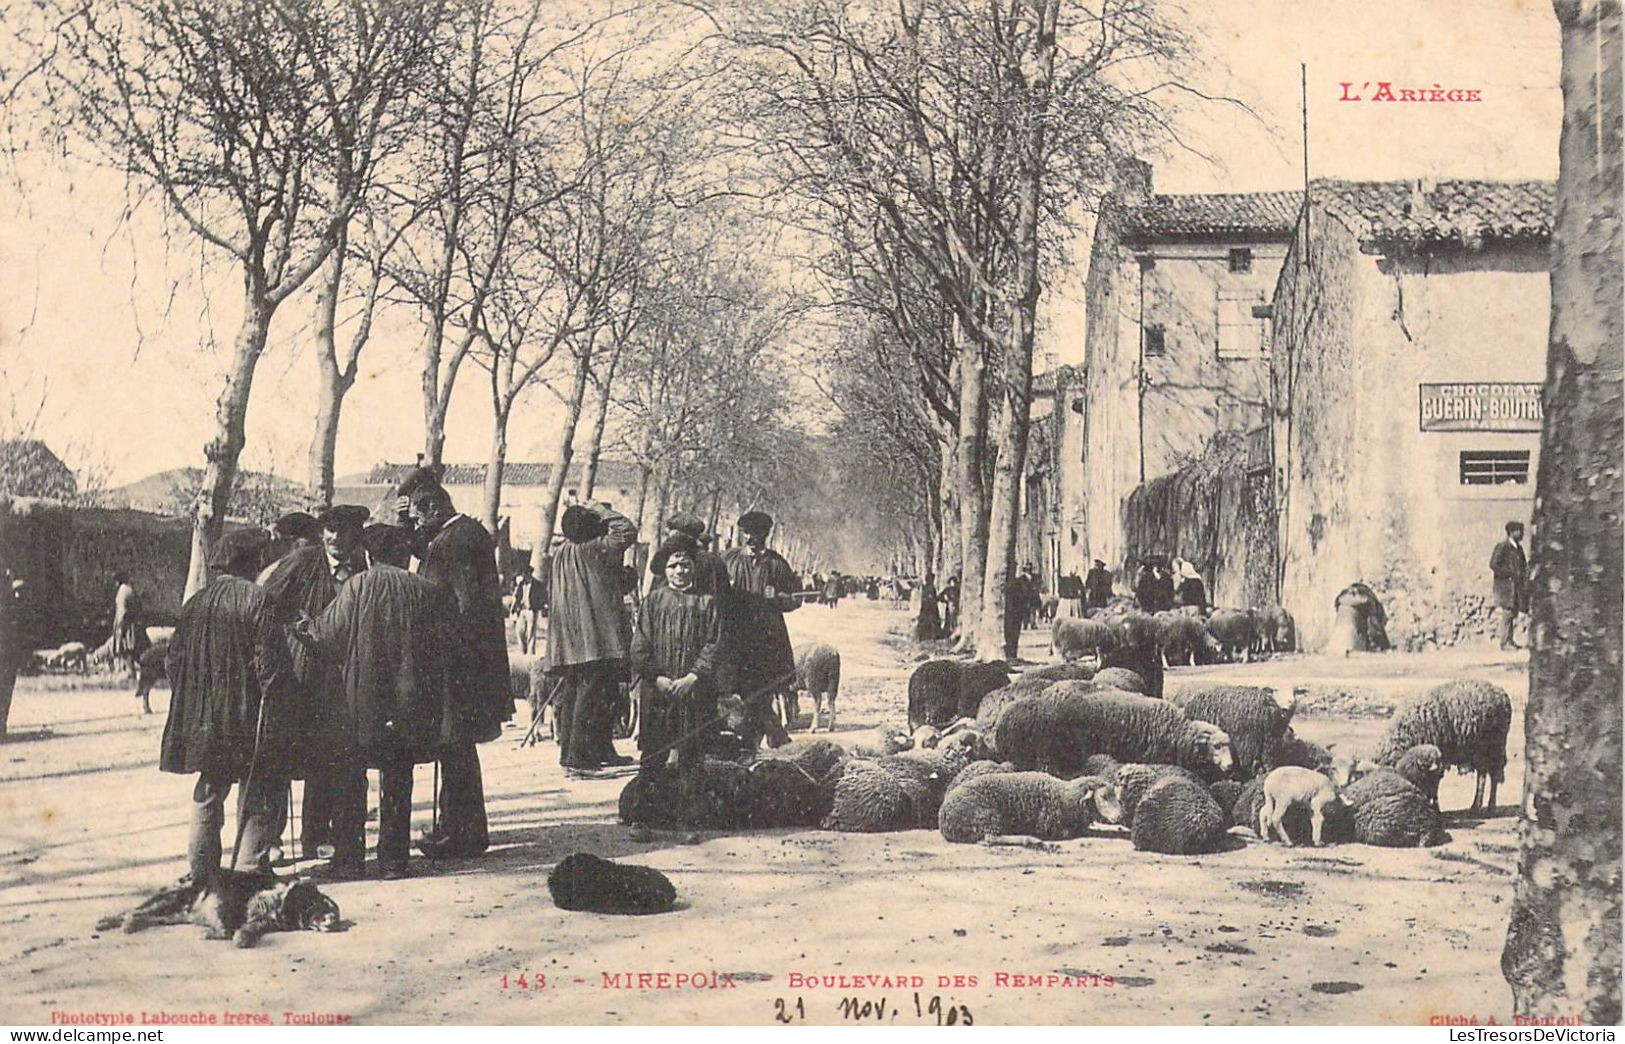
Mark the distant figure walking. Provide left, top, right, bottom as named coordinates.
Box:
left=915, top=572, right=943, bottom=640
left=109, top=572, right=151, bottom=679
left=939, top=575, right=961, bottom=636
left=1489, top=521, right=1530, bottom=651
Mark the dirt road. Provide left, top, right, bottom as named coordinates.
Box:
left=0, top=602, right=1528, bottom=1026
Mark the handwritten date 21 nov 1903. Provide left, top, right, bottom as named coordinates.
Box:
left=774, top=993, right=974, bottom=1025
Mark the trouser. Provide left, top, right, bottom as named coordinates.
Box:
left=554, top=660, right=622, bottom=768
left=188, top=772, right=287, bottom=882
left=300, top=764, right=347, bottom=852
left=322, top=763, right=369, bottom=870
left=434, top=741, right=489, bottom=848
left=377, top=756, right=415, bottom=871
left=516, top=611, right=538, bottom=655
left=0, top=658, right=15, bottom=739
left=1497, top=607, right=1522, bottom=648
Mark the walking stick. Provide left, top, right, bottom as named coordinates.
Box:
left=519, top=674, right=567, bottom=748
left=431, top=758, right=440, bottom=836
left=228, top=683, right=275, bottom=873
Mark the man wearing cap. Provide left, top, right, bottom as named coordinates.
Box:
left=292, top=524, right=454, bottom=878
left=654, top=512, right=730, bottom=598
left=401, top=479, right=511, bottom=858
left=160, top=528, right=293, bottom=881
left=259, top=504, right=370, bottom=869
left=720, top=511, right=799, bottom=747
left=543, top=500, right=638, bottom=775
left=1489, top=521, right=1530, bottom=651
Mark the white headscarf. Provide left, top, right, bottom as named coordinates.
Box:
left=1178, top=560, right=1202, bottom=583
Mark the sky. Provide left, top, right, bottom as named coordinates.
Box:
left=0, top=0, right=1563, bottom=488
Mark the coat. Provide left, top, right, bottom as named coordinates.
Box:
left=1083, top=568, right=1113, bottom=609
left=295, top=564, right=456, bottom=765
left=720, top=546, right=799, bottom=694
left=630, top=584, right=722, bottom=757
left=259, top=546, right=353, bottom=773
left=1490, top=539, right=1528, bottom=610
left=542, top=506, right=638, bottom=670
left=419, top=515, right=513, bottom=742
left=110, top=582, right=150, bottom=657
left=160, top=576, right=296, bottom=778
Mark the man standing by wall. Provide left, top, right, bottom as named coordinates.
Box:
left=1489, top=521, right=1530, bottom=651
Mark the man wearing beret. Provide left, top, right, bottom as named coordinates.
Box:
left=720, top=511, right=799, bottom=747
left=400, top=477, right=512, bottom=859
left=160, top=528, right=292, bottom=881
left=259, top=504, right=370, bottom=873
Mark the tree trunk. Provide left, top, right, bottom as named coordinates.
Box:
left=954, top=320, right=989, bottom=650
left=483, top=405, right=509, bottom=537
left=184, top=290, right=272, bottom=598
left=531, top=350, right=593, bottom=571
left=633, top=463, right=653, bottom=531
left=1501, top=0, right=1622, bottom=1023
left=580, top=369, right=615, bottom=500
left=307, top=236, right=351, bottom=511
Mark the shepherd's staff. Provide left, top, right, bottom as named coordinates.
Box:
left=227, top=677, right=276, bottom=873
left=519, top=672, right=568, bottom=748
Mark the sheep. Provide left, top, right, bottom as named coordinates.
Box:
left=548, top=853, right=676, bottom=915
left=972, top=677, right=1056, bottom=741
left=38, top=641, right=89, bottom=674
left=1091, top=763, right=1203, bottom=828
left=1374, top=679, right=1512, bottom=810
left=1019, top=662, right=1097, bottom=684
left=1208, top=780, right=1245, bottom=820
left=1158, top=614, right=1218, bottom=667
left=1205, top=609, right=1256, bottom=663
left=1256, top=766, right=1347, bottom=846
left=1388, top=743, right=1445, bottom=809
left=910, top=724, right=943, bottom=749
left=1230, top=776, right=1267, bottom=830
left=1089, top=668, right=1148, bottom=694
left=995, top=690, right=1234, bottom=781
left=1099, top=614, right=1164, bottom=697
left=1169, top=685, right=1297, bottom=779
left=1273, top=727, right=1334, bottom=773
left=906, top=659, right=1012, bottom=729
left=794, top=644, right=841, bottom=733
left=939, top=772, right=1106, bottom=844
left=1081, top=753, right=1122, bottom=779
left=1039, top=594, right=1059, bottom=622
left=946, top=759, right=1017, bottom=794
left=760, top=738, right=849, bottom=785
left=1254, top=606, right=1297, bottom=655
left=822, top=759, right=916, bottom=832
left=1129, top=776, right=1230, bottom=855
left=746, top=758, right=829, bottom=828
left=852, top=728, right=914, bottom=759
left=1339, top=768, right=1448, bottom=847
left=133, top=637, right=170, bottom=714
left=617, top=757, right=754, bottom=830
left=1051, top=617, right=1115, bottom=663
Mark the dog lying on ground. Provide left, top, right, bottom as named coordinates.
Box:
left=94, top=869, right=343, bottom=948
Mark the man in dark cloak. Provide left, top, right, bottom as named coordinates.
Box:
left=1489, top=521, right=1530, bottom=650
left=1082, top=560, right=1113, bottom=610
left=543, top=501, right=638, bottom=774
left=293, top=524, right=455, bottom=878
left=160, top=528, right=294, bottom=881
left=402, top=478, right=512, bottom=859
left=258, top=504, right=369, bottom=865
left=719, top=511, right=799, bottom=747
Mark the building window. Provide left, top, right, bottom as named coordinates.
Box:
left=1460, top=450, right=1531, bottom=486
left=1229, top=247, right=1253, bottom=273
left=1216, top=288, right=1267, bottom=359
left=1143, top=324, right=1166, bottom=357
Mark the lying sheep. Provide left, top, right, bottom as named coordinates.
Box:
left=760, top=738, right=849, bottom=785
left=1130, top=776, right=1230, bottom=855
left=1019, top=662, right=1097, bottom=684
left=996, top=691, right=1234, bottom=781
left=1374, top=679, right=1512, bottom=810
left=1158, top=614, right=1218, bottom=667
left=1081, top=753, right=1123, bottom=779
left=1388, top=743, right=1445, bottom=810
left=746, top=758, right=830, bottom=828
left=1090, top=667, right=1147, bottom=694
left=1209, top=780, right=1244, bottom=820
left=794, top=644, right=841, bottom=733
left=1339, top=767, right=1448, bottom=847
left=822, top=759, right=916, bottom=833
left=946, top=759, right=1018, bottom=794
left=1205, top=609, right=1256, bottom=663
left=1051, top=617, right=1115, bottom=663
left=1092, top=763, right=1203, bottom=828
left=852, top=728, right=914, bottom=759
left=1257, top=766, right=1347, bottom=846
left=617, top=758, right=754, bottom=830
left=1169, top=685, right=1296, bottom=780
left=1274, top=727, right=1334, bottom=772
left=906, top=659, right=1012, bottom=729
left=939, top=772, right=1106, bottom=844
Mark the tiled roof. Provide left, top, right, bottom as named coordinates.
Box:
left=1119, top=191, right=1303, bottom=241
left=361, top=460, right=641, bottom=489
left=1313, top=178, right=1554, bottom=249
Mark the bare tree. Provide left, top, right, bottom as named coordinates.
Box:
left=1501, top=0, right=1622, bottom=1023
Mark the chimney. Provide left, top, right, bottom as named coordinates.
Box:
left=1114, top=157, right=1153, bottom=206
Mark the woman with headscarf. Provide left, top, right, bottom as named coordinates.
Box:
left=1175, top=560, right=1208, bottom=616
left=109, top=571, right=150, bottom=679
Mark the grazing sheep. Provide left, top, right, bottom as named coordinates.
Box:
left=1129, top=776, right=1230, bottom=855
left=1257, top=766, right=1347, bottom=846
left=1169, top=685, right=1297, bottom=779
left=1158, top=614, right=1218, bottom=667
left=995, top=691, right=1234, bottom=780
left=40, top=641, right=89, bottom=673
left=822, top=759, right=916, bottom=832
left=1205, top=609, right=1256, bottom=663
left=1089, top=668, right=1148, bottom=694
left=1339, top=768, right=1448, bottom=847
left=548, top=853, right=676, bottom=915
left=1255, top=606, right=1297, bottom=654
left=1386, top=743, right=1445, bottom=810
left=1051, top=617, right=1115, bottom=663
left=1020, top=662, right=1097, bottom=684
left=906, top=659, right=1012, bottom=729
left=946, top=759, right=1018, bottom=794
left=1092, top=763, right=1203, bottom=827
left=939, top=772, right=1106, bottom=844
left=1374, top=680, right=1513, bottom=810
left=795, top=644, right=841, bottom=733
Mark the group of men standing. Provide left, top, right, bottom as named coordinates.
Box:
left=161, top=467, right=510, bottom=883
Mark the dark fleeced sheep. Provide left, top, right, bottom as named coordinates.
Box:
left=822, top=759, right=915, bottom=832
left=617, top=758, right=753, bottom=829
left=1081, top=753, right=1123, bottom=779
left=1209, top=780, right=1244, bottom=820
left=1205, top=609, right=1256, bottom=662
left=995, top=691, right=1234, bottom=780
left=907, top=659, right=1012, bottom=729
left=1388, top=743, right=1445, bottom=809
left=1255, top=606, right=1297, bottom=654
left=1374, top=680, right=1513, bottom=809
left=1273, top=727, right=1334, bottom=772
left=1098, top=613, right=1164, bottom=697
left=973, top=677, right=1055, bottom=741
left=746, top=758, right=830, bottom=828
left=1158, top=614, right=1217, bottom=667
left=1130, top=776, right=1230, bottom=854
left=548, top=853, right=676, bottom=915
left=1092, top=763, right=1203, bottom=827
left=939, top=772, right=1105, bottom=844
left=1339, top=768, right=1448, bottom=847
left=1169, top=685, right=1297, bottom=780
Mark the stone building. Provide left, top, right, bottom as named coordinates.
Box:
left=1073, top=161, right=1301, bottom=578
left=1269, top=178, right=1553, bottom=650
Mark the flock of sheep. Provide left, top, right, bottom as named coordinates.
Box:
left=618, top=652, right=1514, bottom=861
